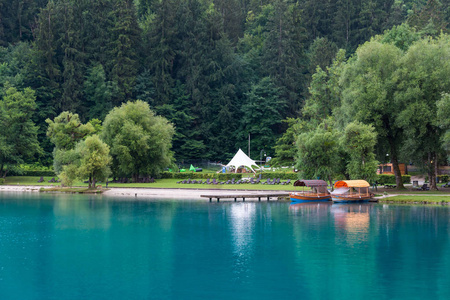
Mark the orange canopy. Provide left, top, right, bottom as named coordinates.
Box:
left=334, top=180, right=370, bottom=188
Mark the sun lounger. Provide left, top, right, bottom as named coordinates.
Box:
left=37, top=177, right=44, bottom=183
left=281, top=179, right=291, bottom=185
left=261, top=178, right=271, bottom=185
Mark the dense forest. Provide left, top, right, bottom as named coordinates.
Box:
left=0, top=0, right=449, bottom=182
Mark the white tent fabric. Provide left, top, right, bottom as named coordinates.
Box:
left=226, top=149, right=260, bottom=173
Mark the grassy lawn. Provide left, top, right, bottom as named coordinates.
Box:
left=380, top=195, right=450, bottom=203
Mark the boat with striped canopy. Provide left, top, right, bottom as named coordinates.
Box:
left=331, top=180, right=373, bottom=203
left=290, top=180, right=331, bottom=203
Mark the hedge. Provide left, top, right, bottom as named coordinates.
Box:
left=424, top=175, right=449, bottom=183
left=377, top=174, right=411, bottom=185
left=7, top=170, right=56, bottom=177
left=260, top=172, right=299, bottom=180
left=162, top=172, right=243, bottom=180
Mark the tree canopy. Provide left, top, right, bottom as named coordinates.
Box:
left=101, top=100, right=174, bottom=181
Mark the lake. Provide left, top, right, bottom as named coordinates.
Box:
left=0, top=193, right=449, bottom=299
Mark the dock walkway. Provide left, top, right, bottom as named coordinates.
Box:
left=201, top=192, right=290, bottom=202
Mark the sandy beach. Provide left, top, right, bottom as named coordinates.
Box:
left=0, top=185, right=285, bottom=200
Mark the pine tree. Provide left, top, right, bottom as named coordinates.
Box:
left=109, top=0, right=141, bottom=105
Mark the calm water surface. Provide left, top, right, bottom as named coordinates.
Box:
left=1, top=193, right=450, bottom=299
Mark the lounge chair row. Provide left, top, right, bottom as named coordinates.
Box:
left=37, top=177, right=59, bottom=183
left=176, top=178, right=291, bottom=185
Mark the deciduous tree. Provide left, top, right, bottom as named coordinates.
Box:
left=101, top=100, right=174, bottom=181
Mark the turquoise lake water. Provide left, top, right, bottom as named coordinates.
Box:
left=1, top=193, right=450, bottom=299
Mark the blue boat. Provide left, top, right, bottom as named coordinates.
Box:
left=290, top=180, right=331, bottom=203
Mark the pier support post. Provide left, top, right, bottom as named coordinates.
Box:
left=243, top=197, right=245, bottom=202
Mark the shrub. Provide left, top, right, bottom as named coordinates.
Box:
left=7, top=170, right=56, bottom=177
left=0, top=178, right=4, bottom=184
left=426, top=175, right=450, bottom=183
left=377, top=174, right=411, bottom=185
left=259, top=172, right=299, bottom=180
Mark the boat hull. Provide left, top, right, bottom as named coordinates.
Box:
left=331, top=196, right=372, bottom=203
left=290, top=193, right=331, bottom=203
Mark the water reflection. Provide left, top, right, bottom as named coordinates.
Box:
left=229, top=203, right=256, bottom=280
left=331, top=204, right=371, bottom=243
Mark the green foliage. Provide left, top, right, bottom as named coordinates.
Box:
left=342, top=121, right=379, bottom=182
left=260, top=172, right=298, bottom=180
left=164, top=172, right=243, bottom=180
left=437, top=93, right=450, bottom=162
left=340, top=40, right=406, bottom=188
left=75, top=135, right=112, bottom=188
left=101, top=100, right=174, bottom=179
left=296, top=124, right=341, bottom=186
left=0, top=85, right=42, bottom=177
left=1, top=0, right=449, bottom=169
left=271, top=118, right=303, bottom=167
left=238, top=77, right=284, bottom=154
left=378, top=23, right=420, bottom=51
left=396, top=35, right=450, bottom=189
left=377, top=174, right=411, bottom=185
left=438, top=175, right=450, bottom=183
left=46, top=112, right=95, bottom=150
left=0, top=178, right=4, bottom=184
left=83, top=65, right=116, bottom=120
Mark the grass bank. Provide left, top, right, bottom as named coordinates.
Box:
left=379, top=195, right=450, bottom=204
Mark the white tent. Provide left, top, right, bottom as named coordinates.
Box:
left=226, top=149, right=260, bottom=173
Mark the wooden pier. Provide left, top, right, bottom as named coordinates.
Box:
left=200, top=192, right=290, bottom=202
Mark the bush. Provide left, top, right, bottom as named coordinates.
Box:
left=377, top=174, right=411, bottom=185
left=259, top=172, right=299, bottom=180
left=7, top=169, right=56, bottom=176
left=426, top=175, right=450, bottom=183
left=438, top=175, right=449, bottom=183
left=0, top=178, right=4, bottom=185
left=160, top=171, right=174, bottom=179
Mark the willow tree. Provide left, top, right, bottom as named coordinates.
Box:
left=101, top=100, right=174, bottom=181
left=396, top=35, right=450, bottom=190
left=340, top=40, right=405, bottom=188
left=296, top=124, right=342, bottom=188
left=341, top=121, right=378, bottom=182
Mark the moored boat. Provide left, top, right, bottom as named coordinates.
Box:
left=290, top=180, right=331, bottom=203
left=331, top=180, right=373, bottom=203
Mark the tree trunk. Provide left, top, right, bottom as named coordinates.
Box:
left=388, top=136, right=405, bottom=189
left=88, top=174, right=92, bottom=189
left=429, top=152, right=438, bottom=190
left=328, top=175, right=334, bottom=191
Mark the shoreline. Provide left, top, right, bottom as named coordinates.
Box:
left=2, top=185, right=450, bottom=204
left=0, top=185, right=287, bottom=200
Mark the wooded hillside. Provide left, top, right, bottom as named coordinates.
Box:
left=0, top=0, right=448, bottom=164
